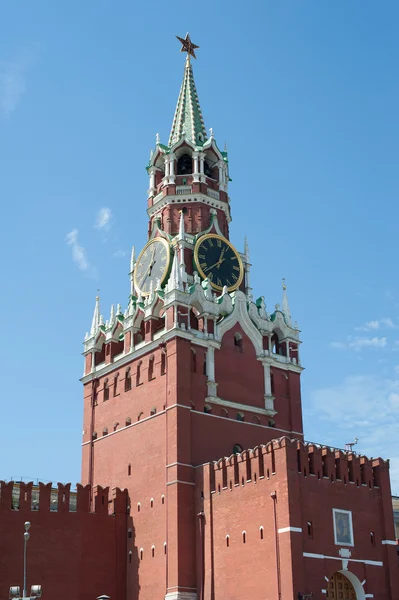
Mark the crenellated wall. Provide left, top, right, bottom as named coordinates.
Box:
left=0, top=482, right=129, bottom=600
left=195, top=438, right=399, bottom=600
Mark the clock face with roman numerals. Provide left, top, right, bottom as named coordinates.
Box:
left=133, top=238, right=171, bottom=296
left=194, top=234, right=244, bottom=292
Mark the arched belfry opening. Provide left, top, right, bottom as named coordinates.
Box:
left=177, top=153, right=192, bottom=175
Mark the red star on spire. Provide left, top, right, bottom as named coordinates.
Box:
left=176, top=33, right=200, bottom=59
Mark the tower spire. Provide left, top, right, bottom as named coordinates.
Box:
left=169, top=35, right=207, bottom=147
left=90, top=295, right=100, bottom=335
left=282, top=278, right=292, bottom=327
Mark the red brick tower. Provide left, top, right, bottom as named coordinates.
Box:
left=81, top=34, right=303, bottom=600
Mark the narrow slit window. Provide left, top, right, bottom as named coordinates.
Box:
left=103, top=379, right=109, bottom=401
left=307, top=521, right=313, bottom=538
left=148, top=356, right=154, bottom=380
left=136, top=361, right=142, bottom=386
left=113, top=373, right=119, bottom=396
left=125, top=368, right=132, bottom=392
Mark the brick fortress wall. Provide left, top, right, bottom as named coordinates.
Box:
left=195, top=438, right=399, bottom=600
left=0, top=481, right=129, bottom=600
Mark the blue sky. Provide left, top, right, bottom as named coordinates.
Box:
left=1, top=1, right=398, bottom=492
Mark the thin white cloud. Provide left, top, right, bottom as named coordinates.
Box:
left=95, top=207, right=112, bottom=231
left=113, top=249, right=127, bottom=258
left=355, top=318, right=397, bottom=331
left=330, top=336, right=387, bottom=350
left=330, top=341, right=346, bottom=349
left=349, top=336, right=387, bottom=349
left=0, top=55, right=31, bottom=117
left=66, top=229, right=89, bottom=271
left=310, top=375, right=399, bottom=492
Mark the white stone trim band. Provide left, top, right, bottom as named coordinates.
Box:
left=167, top=480, right=196, bottom=487
left=303, top=552, right=383, bottom=566
left=278, top=527, right=302, bottom=534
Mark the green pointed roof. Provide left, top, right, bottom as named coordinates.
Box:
left=168, top=55, right=207, bottom=147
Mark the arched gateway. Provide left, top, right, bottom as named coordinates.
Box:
left=326, top=571, right=365, bottom=600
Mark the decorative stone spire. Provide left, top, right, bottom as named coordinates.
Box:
left=90, top=296, right=100, bottom=336
left=168, top=54, right=207, bottom=147
left=177, top=211, right=187, bottom=283
left=167, top=251, right=183, bottom=292
left=244, top=236, right=253, bottom=300
left=130, top=246, right=136, bottom=271
left=109, top=304, right=115, bottom=327
left=282, top=278, right=292, bottom=327
left=178, top=210, right=185, bottom=242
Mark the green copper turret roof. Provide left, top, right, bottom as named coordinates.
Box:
left=168, top=55, right=207, bottom=147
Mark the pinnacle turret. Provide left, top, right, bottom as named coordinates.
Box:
left=168, top=55, right=207, bottom=147
left=90, top=296, right=100, bottom=336
left=282, top=278, right=292, bottom=327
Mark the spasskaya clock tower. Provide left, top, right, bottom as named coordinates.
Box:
left=81, top=34, right=303, bottom=600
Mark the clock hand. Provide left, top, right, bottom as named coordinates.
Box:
left=204, top=260, right=223, bottom=272
left=204, top=248, right=227, bottom=272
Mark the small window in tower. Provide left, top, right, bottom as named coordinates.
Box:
left=234, top=333, right=243, bottom=352
left=129, top=550, right=132, bottom=563
left=260, top=527, right=264, bottom=540
left=233, top=444, right=243, bottom=455
left=177, top=153, right=192, bottom=175
left=204, top=160, right=213, bottom=177
left=113, top=373, right=119, bottom=397
left=370, top=531, right=375, bottom=547
left=236, top=412, right=245, bottom=422
left=271, top=333, right=279, bottom=355
left=307, top=521, right=313, bottom=539
left=161, top=495, right=165, bottom=505
left=191, top=348, right=197, bottom=372
left=226, top=535, right=230, bottom=548
left=103, top=379, right=109, bottom=401
left=164, top=542, right=167, bottom=555
left=128, top=528, right=132, bottom=539
left=152, top=546, right=155, bottom=558
left=150, top=498, right=154, bottom=508
left=148, top=355, right=155, bottom=381
left=161, top=351, right=166, bottom=375
left=136, top=361, right=142, bottom=386
left=125, top=368, right=132, bottom=392
left=128, top=464, right=131, bottom=476
left=140, top=548, right=143, bottom=561
left=137, top=503, right=141, bottom=512
left=242, top=531, right=246, bottom=544
left=204, top=404, right=212, bottom=414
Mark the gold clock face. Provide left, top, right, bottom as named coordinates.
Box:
left=134, top=238, right=171, bottom=296
left=194, top=234, right=244, bottom=292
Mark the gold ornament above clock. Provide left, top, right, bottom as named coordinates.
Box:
left=134, top=238, right=171, bottom=296
left=193, top=233, right=244, bottom=292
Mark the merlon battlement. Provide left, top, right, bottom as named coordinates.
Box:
left=203, top=437, right=389, bottom=494
left=0, top=481, right=128, bottom=515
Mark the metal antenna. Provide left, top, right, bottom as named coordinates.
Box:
left=345, top=437, right=359, bottom=452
